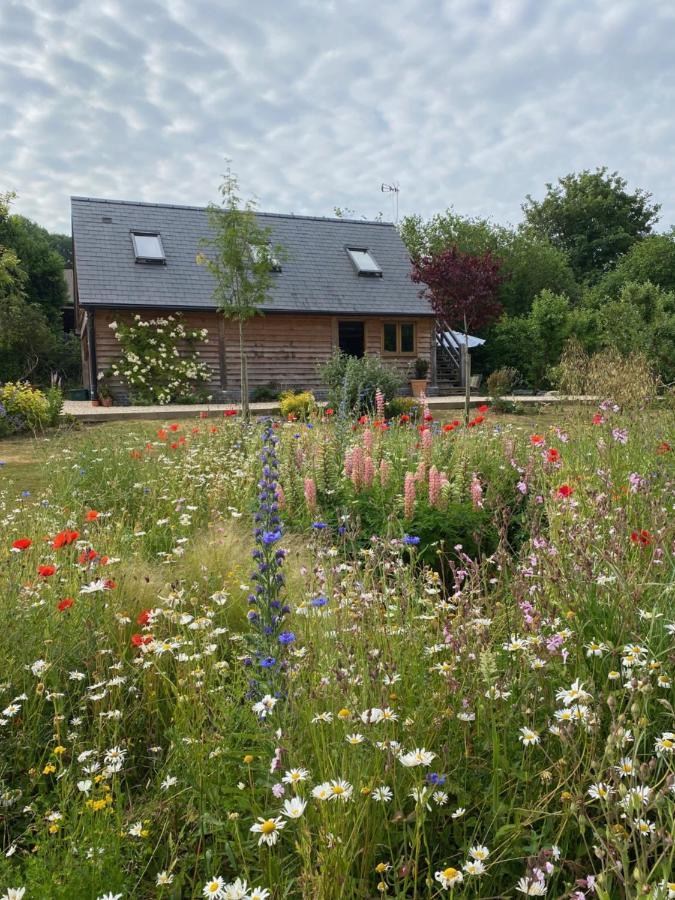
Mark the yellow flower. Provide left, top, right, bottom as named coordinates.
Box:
left=243, top=754, right=254, bottom=764
left=140, top=829, right=149, bottom=838
left=565, top=610, right=576, bottom=620
left=560, top=791, right=572, bottom=801
left=375, top=862, right=390, bottom=874
left=337, top=708, right=351, bottom=719
left=360, top=786, right=371, bottom=795
left=48, top=824, right=60, bottom=834
left=53, top=746, right=66, bottom=756
left=43, top=764, right=56, bottom=775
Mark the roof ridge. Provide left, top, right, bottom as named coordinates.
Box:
left=70, top=196, right=394, bottom=227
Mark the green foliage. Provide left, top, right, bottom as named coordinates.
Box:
left=279, top=390, right=315, bottom=419
left=412, top=356, right=429, bottom=379
left=400, top=211, right=578, bottom=317
left=0, top=381, right=51, bottom=433
left=110, top=314, right=212, bottom=404
left=250, top=383, right=281, bottom=402
left=587, top=231, right=675, bottom=302
left=45, top=386, right=64, bottom=427
left=385, top=395, right=419, bottom=419
left=0, top=212, right=68, bottom=324
left=319, top=350, right=402, bottom=414
left=522, top=167, right=660, bottom=280
left=407, top=501, right=498, bottom=572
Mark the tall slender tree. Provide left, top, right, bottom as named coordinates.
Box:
left=198, top=169, right=284, bottom=420
left=411, top=246, right=504, bottom=421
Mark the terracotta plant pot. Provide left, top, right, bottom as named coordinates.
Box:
left=410, top=379, right=428, bottom=398
left=91, top=399, right=100, bottom=407
left=100, top=397, right=113, bottom=407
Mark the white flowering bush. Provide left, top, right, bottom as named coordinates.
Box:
left=109, top=314, right=212, bottom=404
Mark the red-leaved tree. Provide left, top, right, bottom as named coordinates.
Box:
left=411, top=246, right=504, bottom=421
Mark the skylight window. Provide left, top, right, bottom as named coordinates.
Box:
left=131, top=231, right=165, bottom=264
left=347, top=247, right=382, bottom=277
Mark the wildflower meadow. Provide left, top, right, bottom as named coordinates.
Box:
left=0, top=390, right=673, bottom=899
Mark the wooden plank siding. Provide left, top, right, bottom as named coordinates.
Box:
left=87, top=308, right=434, bottom=401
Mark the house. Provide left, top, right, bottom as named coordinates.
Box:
left=71, top=196, right=463, bottom=401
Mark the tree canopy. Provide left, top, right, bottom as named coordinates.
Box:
left=522, top=167, right=660, bottom=280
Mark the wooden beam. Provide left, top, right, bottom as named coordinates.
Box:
left=86, top=309, right=97, bottom=399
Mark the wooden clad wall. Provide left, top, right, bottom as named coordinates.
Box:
left=89, top=308, right=434, bottom=400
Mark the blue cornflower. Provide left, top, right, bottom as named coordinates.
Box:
left=312, top=522, right=328, bottom=530
left=278, top=631, right=295, bottom=645
left=403, top=534, right=420, bottom=545
left=425, top=772, right=446, bottom=786
left=260, top=656, right=277, bottom=668
left=262, top=529, right=282, bottom=544
left=310, top=596, right=328, bottom=607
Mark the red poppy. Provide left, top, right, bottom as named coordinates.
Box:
left=657, top=441, right=671, bottom=454
left=199, top=411, right=209, bottom=419
left=557, top=484, right=573, bottom=498
left=210, top=426, right=219, bottom=433
left=38, top=565, right=56, bottom=577
left=52, top=530, right=80, bottom=549
left=85, top=510, right=99, bottom=521
left=130, top=449, right=143, bottom=459
left=169, top=423, right=179, bottom=432
left=191, top=427, right=200, bottom=434
left=630, top=529, right=652, bottom=546
left=424, top=413, right=433, bottom=422
left=468, top=415, right=485, bottom=427
left=477, top=404, right=489, bottom=413
left=451, top=419, right=460, bottom=427
left=224, top=409, right=237, bottom=417
left=530, top=434, right=545, bottom=446
left=324, top=408, right=334, bottom=416
left=99, top=555, right=109, bottom=565
left=12, top=538, right=32, bottom=551
left=286, top=414, right=297, bottom=422
left=547, top=448, right=560, bottom=463
left=103, top=579, right=116, bottom=590
left=358, top=415, right=369, bottom=425
left=592, top=414, right=604, bottom=425
left=136, top=609, right=152, bottom=626
left=57, top=598, right=74, bottom=612
left=78, top=549, right=98, bottom=565
left=131, top=633, right=153, bottom=647
left=443, top=424, right=455, bottom=433
left=400, top=414, right=410, bottom=423
left=170, top=441, right=179, bottom=450
left=157, top=429, right=168, bottom=440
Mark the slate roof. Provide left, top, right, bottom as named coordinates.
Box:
left=71, top=197, right=433, bottom=317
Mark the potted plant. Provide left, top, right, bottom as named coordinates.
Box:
left=96, top=371, right=114, bottom=407
left=409, top=357, right=429, bottom=398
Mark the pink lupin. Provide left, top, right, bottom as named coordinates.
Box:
left=363, top=456, right=375, bottom=487
left=379, top=459, right=391, bottom=486
left=304, top=477, right=317, bottom=512
left=375, top=388, right=385, bottom=419
left=363, top=429, right=373, bottom=454
left=414, top=460, right=426, bottom=483
left=351, top=445, right=364, bottom=488
left=344, top=448, right=354, bottom=477
left=428, top=465, right=441, bottom=508
left=404, top=472, right=416, bottom=519
left=470, top=472, right=484, bottom=508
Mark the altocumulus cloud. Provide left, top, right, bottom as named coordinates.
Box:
left=1, top=0, right=674, bottom=232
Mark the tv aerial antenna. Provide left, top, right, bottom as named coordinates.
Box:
left=381, top=182, right=399, bottom=224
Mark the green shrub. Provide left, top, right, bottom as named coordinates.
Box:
left=279, top=390, right=315, bottom=420
left=486, top=366, right=519, bottom=398
left=407, top=501, right=498, bottom=574
left=319, top=351, right=402, bottom=415
left=251, top=383, right=281, bottom=402
left=0, top=381, right=50, bottom=432
left=45, top=386, right=64, bottom=426
left=386, top=396, right=419, bottom=419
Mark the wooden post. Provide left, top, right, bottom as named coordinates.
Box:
left=86, top=309, right=97, bottom=400
left=217, top=317, right=227, bottom=393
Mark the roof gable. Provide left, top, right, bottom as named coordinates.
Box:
left=71, top=197, right=433, bottom=317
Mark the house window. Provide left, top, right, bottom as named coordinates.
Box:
left=131, top=231, right=165, bottom=264
left=346, top=247, right=382, bottom=277
left=382, top=321, right=416, bottom=356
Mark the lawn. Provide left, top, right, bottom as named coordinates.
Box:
left=0, top=399, right=673, bottom=899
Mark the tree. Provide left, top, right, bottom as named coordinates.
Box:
left=586, top=231, right=675, bottom=303
left=0, top=213, right=68, bottom=324
left=411, top=246, right=504, bottom=421
left=400, top=211, right=578, bottom=317
left=522, top=168, right=660, bottom=280
left=198, top=170, right=285, bottom=420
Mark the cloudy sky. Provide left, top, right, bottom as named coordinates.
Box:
left=2, top=0, right=673, bottom=235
